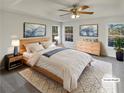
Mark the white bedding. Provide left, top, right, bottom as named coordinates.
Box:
left=28, top=47, right=93, bottom=92
left=23, top=52, right=33, bottom=59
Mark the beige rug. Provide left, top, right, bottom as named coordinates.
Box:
left=19, top=60, right=116, bottom=93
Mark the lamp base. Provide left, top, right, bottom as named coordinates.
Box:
left=14, top=46, right=18, bottom=56
left=55, top=40, right=58, bottom=45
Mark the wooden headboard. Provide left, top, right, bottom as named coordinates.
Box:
left=20, top=38, right=49, bottom=54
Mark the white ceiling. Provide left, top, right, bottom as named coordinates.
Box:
left=2, top=0, right=124, bottom=22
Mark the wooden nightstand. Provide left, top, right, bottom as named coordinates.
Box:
left=5, top=54, right=23, bottom=70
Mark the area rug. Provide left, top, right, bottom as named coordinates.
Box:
left=19, top=59, right=115, bottom=93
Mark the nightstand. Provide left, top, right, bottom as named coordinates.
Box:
left=5, top=54, right=23, bottom=70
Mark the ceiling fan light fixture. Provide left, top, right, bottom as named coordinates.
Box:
left=59, top=5, right=94, bottom=18
left=71, top=14, right=80, bottom=19
left=76, top=15, right=80, bottom=18
left=71, top=14, right=76, bottom=19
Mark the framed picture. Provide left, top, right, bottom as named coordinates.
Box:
left=80, top=24, right=98, bottom=37
left=24, top=22, right=46, bottom=38
left=108, top=24, right=124, bottom=47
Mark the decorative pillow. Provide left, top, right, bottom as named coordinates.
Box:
left=39, top=42, right=52, bottom=48
left=24, top=44, right=31, bottom=53
left=24, top=43, right=38, bottom=53
left=39, top=42, right=56, bottom=48
left=48, top=42, right=56, bottom=48
left=39, top=42, right=48, bottom=48
left=25, top=43, right=44, bottom=53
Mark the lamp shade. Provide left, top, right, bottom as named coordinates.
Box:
left=71, top=14, right=80, bottom=19
left=71, top=15, right=75, bottom=19
left=11, top=40, right=19, bottom=46
left=54, top=36, right=59, bottom=41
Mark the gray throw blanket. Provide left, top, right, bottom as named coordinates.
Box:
left=43, top=48, right=68, bottom=57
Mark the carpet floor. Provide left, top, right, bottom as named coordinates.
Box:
left=19, top=59, right=116, bottom=93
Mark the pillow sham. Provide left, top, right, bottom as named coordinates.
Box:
left=23, top=52, right=33, bottom=58
left=39, top=42, right=56, bottom=48
left=48, top=42, right=56, bottom=48
left=31, top=44, right=44, bottom=53
left=25, top=43, right=44, bottom=53
left=24, top=43, right=38, bottom=53
left=39, top=42, right=50, bottom=48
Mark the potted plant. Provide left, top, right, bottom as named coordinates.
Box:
left=113, top=37, right=124, bottom=61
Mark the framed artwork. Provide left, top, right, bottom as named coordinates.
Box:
left=80, top=24, right=98, bottom=37
left=24, top=22, right=46, bottom=38
left=108, top=24, right=124, bottom=47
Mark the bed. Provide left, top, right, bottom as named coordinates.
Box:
left=20, top=38, right=93, bottom=92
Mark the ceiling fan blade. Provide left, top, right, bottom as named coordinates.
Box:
left=58, top=9, right=71, bottom=12
left=78, top=11, right=94, bottom=14
left=78, top=5, right=89, bottom=10
left=60, top=13, right=71, bottom=16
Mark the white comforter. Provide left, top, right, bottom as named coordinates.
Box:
left=28, top=47, right=93, bottom=92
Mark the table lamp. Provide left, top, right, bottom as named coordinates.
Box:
left=54, top=36, right=59, bottom=45
left=11, top=40, right=19, bottom=56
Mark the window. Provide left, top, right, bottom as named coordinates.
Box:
left=108, top=24, right=124, bottom=47
left=52, top=26, right=58, bottom=42
left=65, top=26, right=73, bottom=42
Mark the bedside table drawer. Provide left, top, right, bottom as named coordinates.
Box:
left=15, top=56, right=23, bottom=61
left=9, top=56, right=22, bottom=62
left=9, top=58, right=16, bottom=62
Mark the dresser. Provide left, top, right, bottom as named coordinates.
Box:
left=76, top=41, right=101, bottom=56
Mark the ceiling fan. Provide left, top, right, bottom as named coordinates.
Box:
left=59, top=5, right=94, bottom=19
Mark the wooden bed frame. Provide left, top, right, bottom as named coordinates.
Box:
left=20, top=38, right=91, bottom=92
left=20, top=38, right=63, bottom=84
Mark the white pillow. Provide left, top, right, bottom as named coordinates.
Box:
left=39, top=42, right=50, bottom=49
left=25, top=43, right=44, bottom=53
left=23, top=52, right=33, bottom=58
left=31, top=44, right=44, bottom=53
left=48, top=42, right=56, bottom=48
left=24, top=44, right=33, bottom=53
